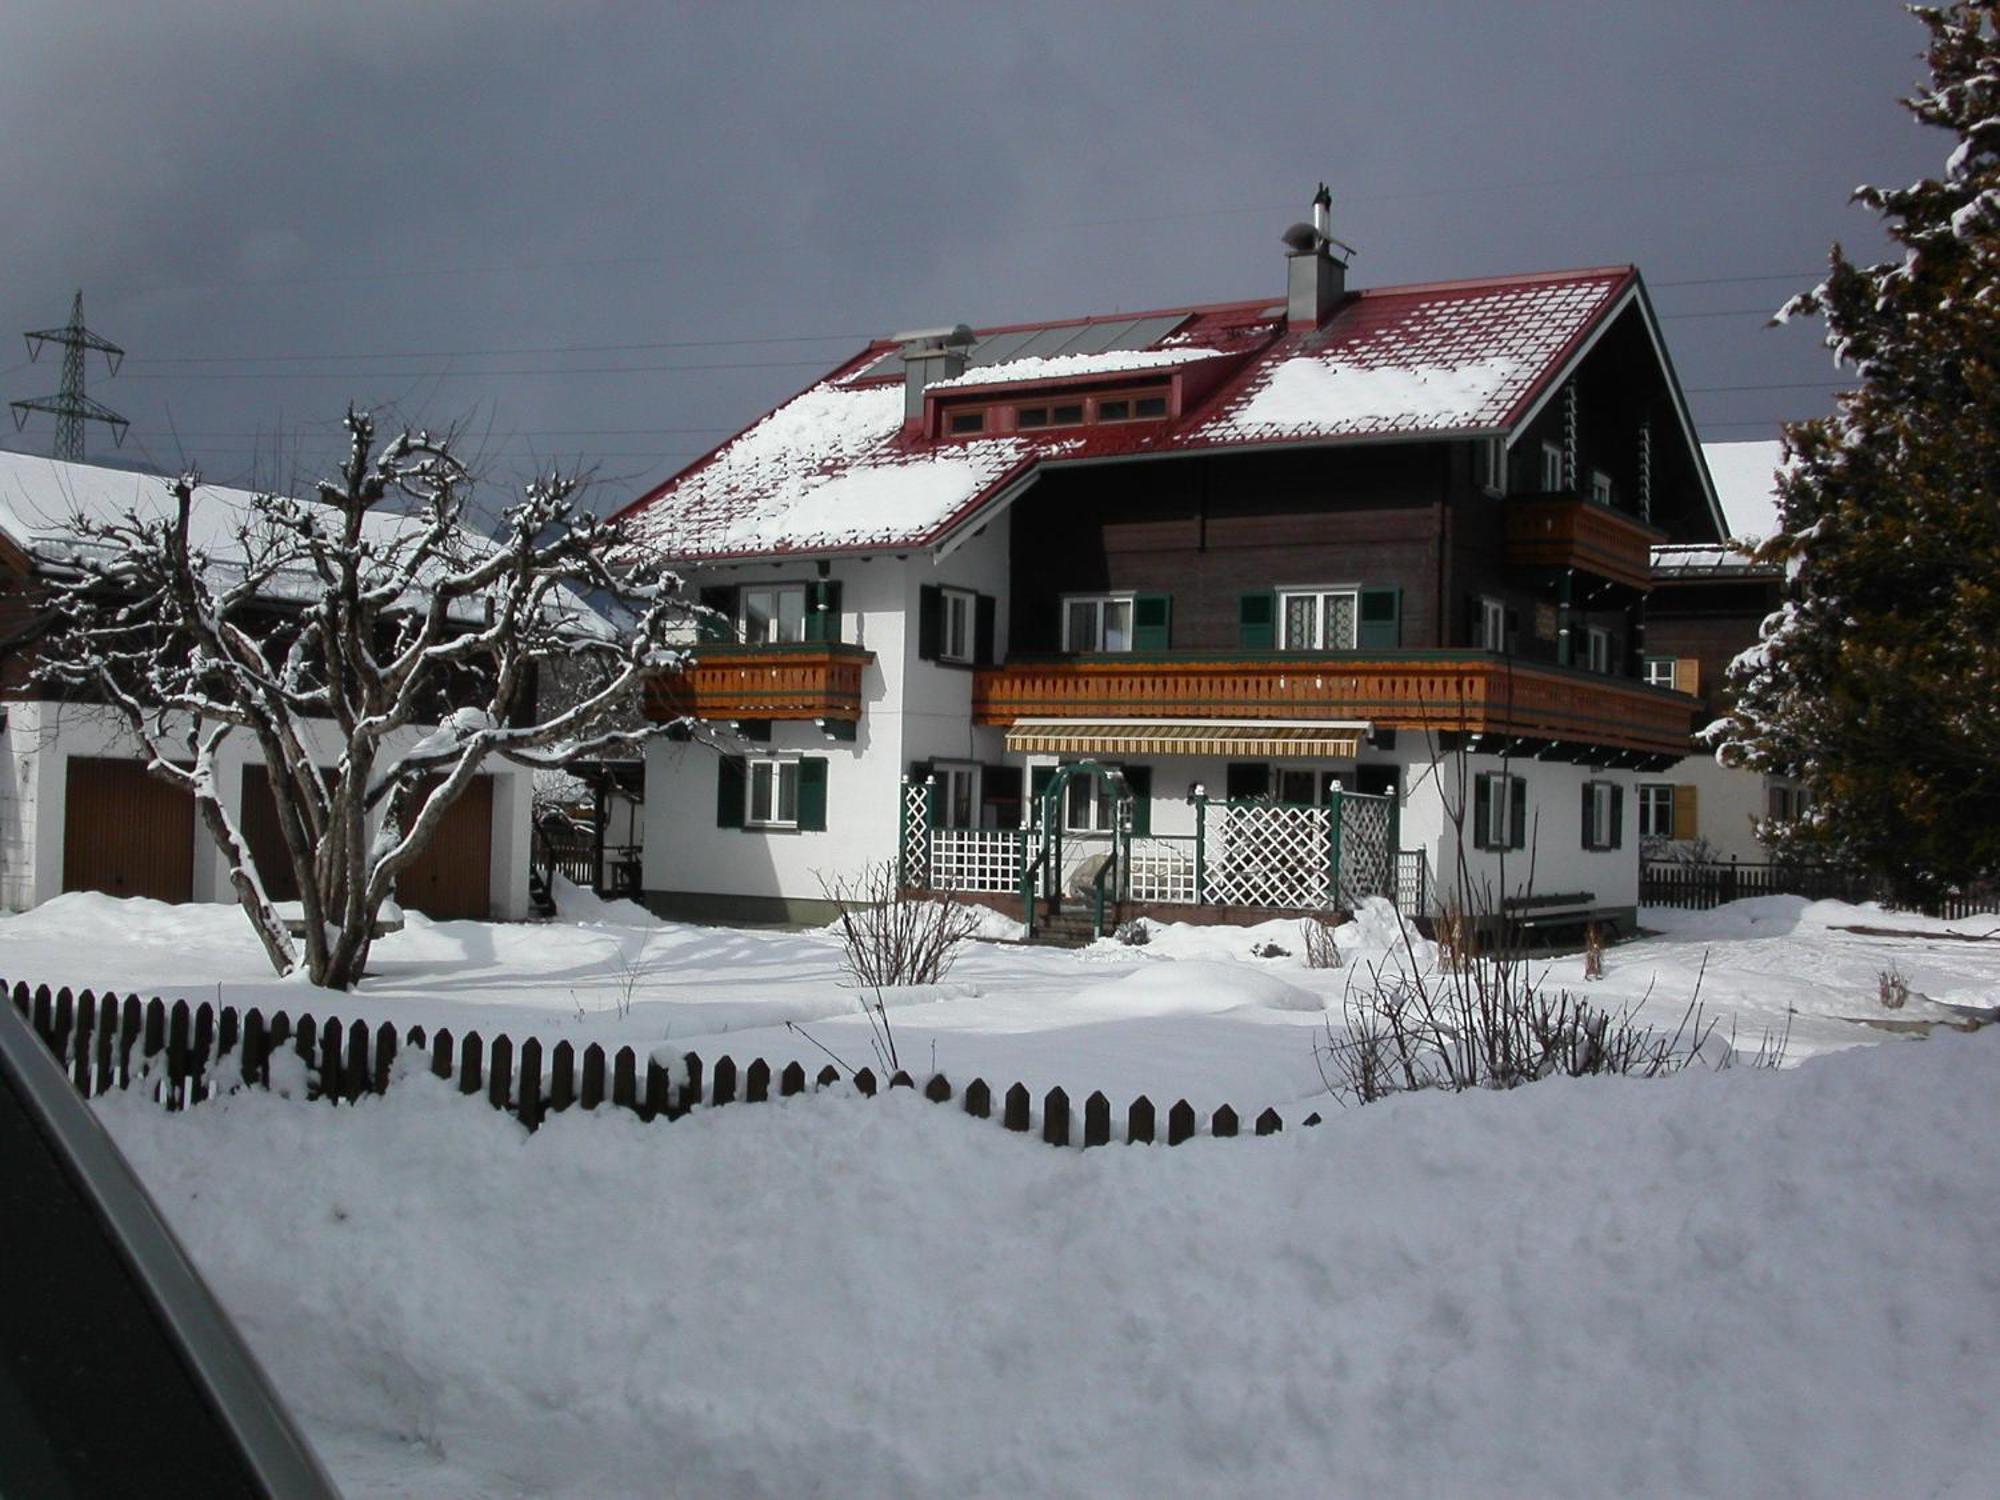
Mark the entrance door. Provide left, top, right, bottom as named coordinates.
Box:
left=399, top=776, right=494, bottom=920
left=62, top=758, right=194, bottom=903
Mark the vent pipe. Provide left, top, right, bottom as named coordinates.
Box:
left=1282, top=182, right=1347, bottom=333
left=894, top=323, right=975, bottom=423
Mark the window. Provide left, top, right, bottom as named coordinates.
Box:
left=1065, top=774, right=1118, bottom=833
left=1638, top=783, right=1676, bottom=839
left=1063, top=593, right=1135, bottom=652
left=1134, top=394, right=1168, bottom=418
left=1012, top=389, right=1168, bottom=430
left=941, top=587, right=975, bottom=664
left=1275, top=768, right=1349, bottom=806
left=935, top=763, right=980, bottom=829
left=1097, top=398, right=1130, bottom=422
left=1480, top=596, right=1508, bottom=652
left=1581, top=779, right=1622, bottom=851
left=741, top=584, right=807, bottom=644
left=947, top=410, right=986, bottom=435
left=1585, top=625, right=1611, bottom=674
left=1541, top=441, right=1565, bottom=492
left=1590, top=469, right=1614, bottom=506
left=1766, top=780, right=1808, bottom=824
left=1279, top=588, right=1358, bottom=651
left=746, top=758, right=800, bottom=828
left=1476, top=436, right=1507, bottom=496
left=1643, top=656, right=1677, bottom=690
left=1017, top=406, right=1050, bottom=429
left=1474, top=772, right=1526, bottom=851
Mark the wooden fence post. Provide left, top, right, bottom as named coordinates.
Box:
left=924, top=1073, right=952, bottom=1104
left=853, top=1067, right=877, bottom=1098
left=1003, top=1082, right=1031, bottom=1132
left=677, top=1053, right=704, bottom=1115
left=1255, top=1108, right=1282, bottom=1136
left=502, top=1036, right=527, bottom=1123
left=550, top=1041, right=576, bottom=1113
left=374, top=1023, right=397, bottom=1094
left=1167, top=1099, right=1196, bottom=1145
left=745, top=1057, right=770, bottom=1104
left=431, top=1027, right=454, bottom=1082
left=1212, top=1105, right=1238, bottom=1139
left=612, top=1047, right=638, bottom=1115
left=644, top=1056, right=672, bottom=1120
left=780, top=1061, right=806, bottom=1097
left=964, top=1079, right=991, bottom=1119
left=1042, top=1087, right=1070, bottom=1147
left=1083, top=1091, right=1110, bottom=1147
left=458, top=1032, right=483, bottom=1098
left=582, top=1044, right=607, bottom=1110
left=345, top=1019, right=370, bottom=1103
left=1127, top=1095, right=1155, bottom=1145
left=711, top=1055, right=737, bottom=1106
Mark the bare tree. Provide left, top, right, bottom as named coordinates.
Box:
left=33, top=408, right=692, bottom=988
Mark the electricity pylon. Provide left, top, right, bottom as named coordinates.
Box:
left=11, top=291, right=128, bottom=461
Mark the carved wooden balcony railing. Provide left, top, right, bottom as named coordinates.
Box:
left=646, top=642, right=873, bottom=723
left=972, top=651, right=1697, bottom=758
left=1504, top=494, right=1665, bottom=593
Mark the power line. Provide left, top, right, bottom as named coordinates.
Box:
left=114, top=356, right=846, bottom=384
left=126, top=330, right=874, bottom=368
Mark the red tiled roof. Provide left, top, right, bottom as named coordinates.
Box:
left=618, top=266, right=1637, bottom=561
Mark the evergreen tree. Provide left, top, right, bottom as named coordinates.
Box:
left=1715, top=2, right=2000, bottom=901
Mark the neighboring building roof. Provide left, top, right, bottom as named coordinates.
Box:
left=1650, top=541, right=1780, bottom=580
left=620, top=266, right=1657, bottom=562
left=1701, top=439, right=1786, bottom=543
left=0, top=449, right=503, bottom=616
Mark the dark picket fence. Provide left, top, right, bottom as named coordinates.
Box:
left=1639, top=860, right=2000, bottom=920
left=8, top=979, right=1314, bottom=1149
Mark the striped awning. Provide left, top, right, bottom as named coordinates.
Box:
left=1004, top=718, right=1369, bottom=759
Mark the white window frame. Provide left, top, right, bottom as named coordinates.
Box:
left=940, top=587, right=976, bottom=665
left=934, top=761, right=982, bottom=830
left=1541, top=441, right=1565, bottom=493
left=1642, top=655, right=1676, bottom=690
left=1480, top=596, right=1508, bottom=653
left=1584, top=779, right=1616, bottom=851
left=1590, top=469, right=1614, bottom=506
left=1064, top=774, right=1119, bottom=834
left=1274, top=766, right=1349, bottom=807
left=745, top=756, right=801, bottom=829
left=1479, top=771, right=1521, bottom=848
left=1765, top=779, right=1806, bottom=824
left=1476, top=436, right=1507, bottom=497
left=1061, top=592, right=1136, bottom=653
left=1639, top=783, right=1675, bottom=839
left=1585, top=625, right=1611, bottom=674
left=740, top=583, right=809, bottom=645
left=1277, top=586, right=1360, bottom=651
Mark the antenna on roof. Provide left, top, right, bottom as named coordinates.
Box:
left=10, top=291, right=129, bottom=462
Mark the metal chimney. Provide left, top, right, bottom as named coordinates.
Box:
left=1283, top=183, right=1346, bottom=333
left=894, top=323, right=976, bottom=423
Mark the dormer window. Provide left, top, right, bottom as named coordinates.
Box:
left=948, top=410, right=986, bottom=435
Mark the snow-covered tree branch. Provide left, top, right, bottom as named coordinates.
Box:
left=32, top=407, right=693, bottom=988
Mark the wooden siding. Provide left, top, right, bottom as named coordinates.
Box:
left=1645, top=573, right=1783, bottom=722
left=62, top=757, right=194, bottom=903
left=973, top=652, right=1697, bottom=757
left=1503, top=495, right=1664, bottom=592
left=400, top=775, right=493, bottom=921
left=646, top=642, right=872, bottom=723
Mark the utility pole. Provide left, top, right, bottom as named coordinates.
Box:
left=10, top=291, right=128, bottom=462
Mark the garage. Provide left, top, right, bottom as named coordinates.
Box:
left=62, top=757, right=195, bottom=904
left=398, top=775, right=493, bottom=921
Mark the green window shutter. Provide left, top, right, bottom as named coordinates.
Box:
left=803, top=580, right=842, bottom=643
left=1509, top=776, right=1528, bottom=850
left=1224, top=761, right=1269, bottom=801
left=1610, top=784, right=1624, bottom=850
left=1123, top=766, right=1152, bottom=835
left=975, top=593, right=997, bottom=666
left=1029, top=764, right=1055, bottom=827
left=1237, top=590, right=1276, bottom=649
left=1473, top=773, right=1492, bottom=850
left=716, top=755, right=746, bottom=828
left=796, top=757, right=828, bottom=832
left=698, top=586, right=736, bottom=644
left=917, top=585, right=943, bottom=661
left=1358, top=587, right=1401, bottom=649
left=1132, top=593, right=1171, bottom=651
left=1581, top=782, right=1595, bottom=850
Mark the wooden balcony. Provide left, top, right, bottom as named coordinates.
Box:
left=646, top=642, right=873, bottom=723
left=973, top=651, right=1698, bottom=759
left=1504, top=494, right=1664, bottom=592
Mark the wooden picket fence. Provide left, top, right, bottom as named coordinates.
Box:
left=8, top=979, right=1315, bottom=1148
left=1640, top=860, right=2000, bottom=920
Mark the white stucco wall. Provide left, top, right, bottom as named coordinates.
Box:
left=1638, top=755, right=1777, bottom=864
left=0, top=699, right=533, bottom=918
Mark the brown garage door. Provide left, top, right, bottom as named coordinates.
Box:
left=63, top=757, right=195, bottom=904
left=399, top=775, right=493, bottom=921
left=238, top=765, right=301, bottom=903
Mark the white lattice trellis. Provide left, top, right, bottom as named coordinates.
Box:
left=1206, top=803, right=1333, bottom=910
left=1126, top=837, right=1198, bottom=904
left=931, top=829, right=1026, bottom=893
left=900, top=779, right=931, bottom=890
left=1337, top=794, right=1394, bottom=906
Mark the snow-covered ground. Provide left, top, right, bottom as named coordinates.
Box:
left=12, top=888, right=1999, bottom=1493
left=4, top=885, right=1996, bottom=1114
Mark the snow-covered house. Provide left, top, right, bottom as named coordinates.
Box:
left=0, top=452, right=535, bottom=918
left=1642, top=439, right=1804, bottom=862
left=617, top=192, right=1729, bottom=935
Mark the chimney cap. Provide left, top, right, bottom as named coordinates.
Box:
left=891, top=322, right=976, bottom=350
left=1281, top=221, right=1324, bottom=255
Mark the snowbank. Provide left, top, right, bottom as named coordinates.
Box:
left=98, top=1032, right=2000, bottom=1498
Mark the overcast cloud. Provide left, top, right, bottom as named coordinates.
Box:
left=0, top=1, right=1943, bottom=508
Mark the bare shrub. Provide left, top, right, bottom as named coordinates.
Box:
left=1878, top=966, right=1910, bottom=1009
left=1300, top=915, right=1344, bottom=969
left=1113, top=919, right=1151, bottom=947
left=1582, top=921, right=1606, bottom=981
left=820, top=863, right=981, bottom=990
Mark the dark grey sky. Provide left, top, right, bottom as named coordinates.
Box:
left=0, top=1, right=1943, bottom=509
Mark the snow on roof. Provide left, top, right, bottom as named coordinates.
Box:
left=621, top=266, right=1642, bottom=560
left=0, top=448, right=495, bottom=610
left=1650, top=541, right=1777, bottom=578
left=1198, top=270, right=1627, bottom=440
left=926, top=347, right=1222, bottom=390
left=1701, top=439, right=1786, bottom=543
